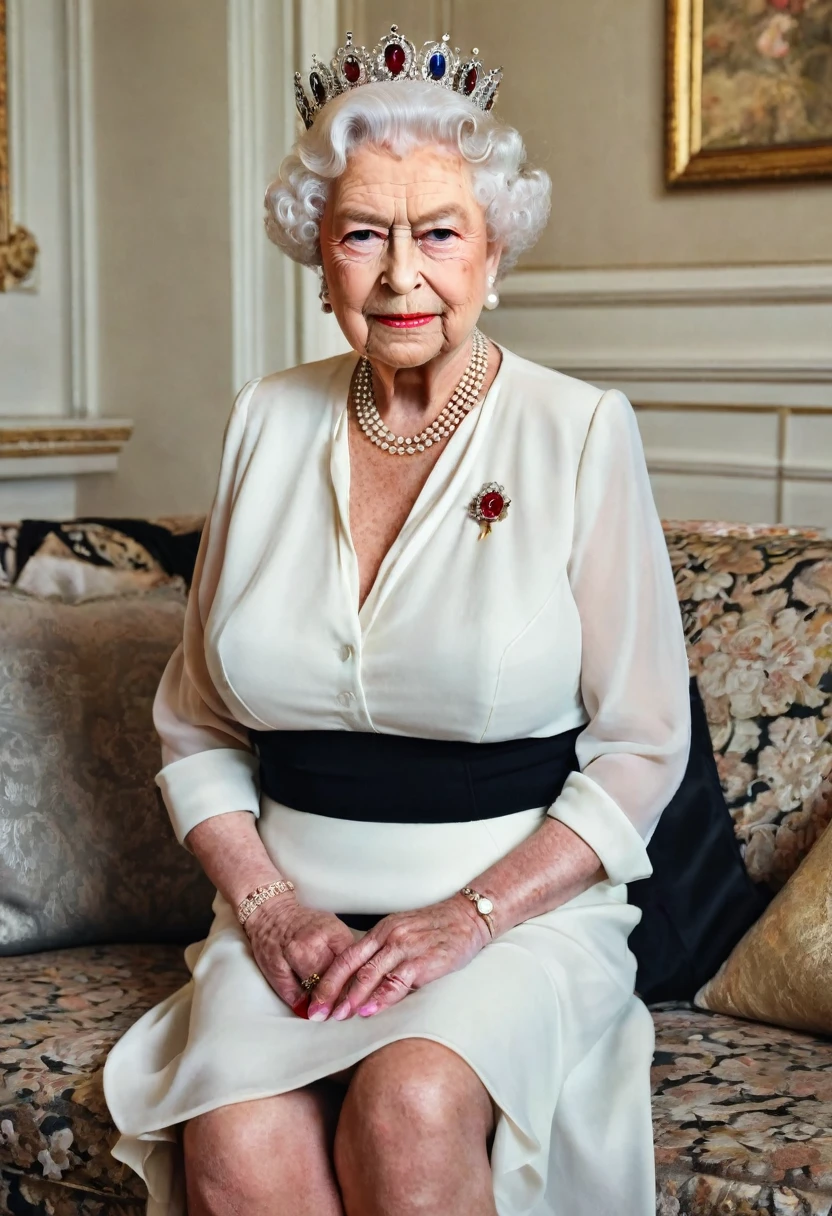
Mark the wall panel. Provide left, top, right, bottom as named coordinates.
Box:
left=449, top=0, right=832, bottom=269
left=77, top=0, right=232, bottom=517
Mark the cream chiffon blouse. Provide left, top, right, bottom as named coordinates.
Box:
left=152, top=344, right=691, bottom=885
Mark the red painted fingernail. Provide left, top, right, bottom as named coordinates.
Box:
left=292, top=995, right=310, bottom=1018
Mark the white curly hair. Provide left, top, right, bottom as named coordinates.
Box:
left=264, top=79, right=551, bottom=279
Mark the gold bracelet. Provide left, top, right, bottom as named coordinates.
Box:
left=237, top=880, right=295, bottom=926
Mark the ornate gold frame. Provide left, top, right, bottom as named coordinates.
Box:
left=666, top=0, right=832, bottom=187
left=0, top=0, right=37, bottom=288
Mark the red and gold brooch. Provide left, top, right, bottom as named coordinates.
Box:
left=468, top=482, right=511, bottom=540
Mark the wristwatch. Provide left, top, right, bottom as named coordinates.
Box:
left=460, top=886, right=495, bottom=939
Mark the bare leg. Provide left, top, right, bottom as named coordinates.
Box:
left=333, top=1038, right=498, bottom=1216
left=183, top=1079, right=346, bottom=1216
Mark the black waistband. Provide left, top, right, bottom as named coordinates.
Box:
left=249, top=725, right=584, bottom=825
left=337, top=912, right=387, bottom=931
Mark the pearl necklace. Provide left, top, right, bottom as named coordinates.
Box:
left=351, top=328, right=489, bottom=456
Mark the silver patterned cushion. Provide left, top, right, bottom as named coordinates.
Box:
left=0, top=586, right=215, bottom=954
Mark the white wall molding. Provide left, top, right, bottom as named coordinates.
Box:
left=0, top=417, right=132, bottom=481
left=484, top=262, right=832, bottom=526
left=65, top=0, right=98, bottom=417
left=643, top=456, right=832, bottom=483
left=228, top=0, right=348, bottom=387
left=485, top=262, right=832, bottom=396
left=515, top=356, right=832, bottom=385
left=500, top=263, right=832, bottom=308
left=295, top=0, right=349, bottom=365
left=228, top=0, right=269, bottom=388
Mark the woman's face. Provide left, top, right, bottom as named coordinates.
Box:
left=319, top=143, right=501, bottom=368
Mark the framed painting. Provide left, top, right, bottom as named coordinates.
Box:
left=0, top=0, right=37, bottom=288
left=667, top=0, right=832, bottom=185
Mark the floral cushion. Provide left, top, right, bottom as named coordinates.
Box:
left=665, top=526, right=832, bottom=892
left=0, top=1174, right=146, bottom=1216
left=652, top=1000, right=832, bottom=1214
left=0, top=944, right=189, bottom=1203
left=662, top=520, right=825, bottom=541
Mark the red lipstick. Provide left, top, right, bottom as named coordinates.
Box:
left=373, top=314, right=437, bottom=329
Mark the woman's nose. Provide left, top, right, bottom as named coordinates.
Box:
left=381, top=233, right=420, bottom=296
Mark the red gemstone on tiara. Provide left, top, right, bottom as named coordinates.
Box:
left=385, top=43, right=406, bottom=75
left=479, top=492, right=504, bottom=520
left=343, top=55, right=361, bottom=83
left=464, top=65, right=479, bottom=94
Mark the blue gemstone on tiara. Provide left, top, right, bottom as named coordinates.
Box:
left=428, top=51, right=446, bottom=80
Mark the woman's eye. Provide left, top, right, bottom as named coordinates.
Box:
left=345, top=229, right=382, bottom=244
left=424, top=228, right=456, bottom=242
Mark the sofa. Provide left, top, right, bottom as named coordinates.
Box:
left=1, top=514, right=832, bottom=1216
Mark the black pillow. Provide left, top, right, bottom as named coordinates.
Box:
left=627, top=676, right=773, bottom=1005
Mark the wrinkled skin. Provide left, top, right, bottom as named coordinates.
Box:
left=244, top=888, right=489, bottom=1021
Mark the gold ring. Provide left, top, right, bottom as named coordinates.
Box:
left=301, top=973, right=321, bottom=991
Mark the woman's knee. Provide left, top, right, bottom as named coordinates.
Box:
left=183, top=1084, right=341, bottom=1213
left=336, top=1038, right=494, bottom=1151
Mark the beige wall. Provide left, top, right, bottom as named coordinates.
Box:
left=78, top=0, right=232, bottom=518
left=72, top=0, right=830, bottom=520
left=340, top=0, right=832, bottom=268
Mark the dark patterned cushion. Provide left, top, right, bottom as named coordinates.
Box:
left=666, top=526, right=832, bottom=891
left=627, top=678, right=772, bottom=1004
left=652, top=1001, right=832, bottom=1213
left=0, top=944, right=189, bottom=1202
left=12, top=516, right=204, bottom=600
left=0, top=515, right=205, bottom=601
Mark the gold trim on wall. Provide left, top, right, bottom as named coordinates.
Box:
left=666, top=0, right=832, bottom=187
left=0, top=0, right=37, bottom=289
left=0, top=420, right=133, bottom=458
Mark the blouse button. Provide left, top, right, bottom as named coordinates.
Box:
left=336, top=691, right=355, bottom=707
left=340, top=645, right=354, bottom=662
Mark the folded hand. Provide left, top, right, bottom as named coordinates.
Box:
left=244, top=895, right=356, bottom=1014
left=307, top=894, right=490, bottom=1022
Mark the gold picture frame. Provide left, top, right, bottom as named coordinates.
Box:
left=667, top=0, right=832, bottom=187
left=0, top=0, right=37, bottom=288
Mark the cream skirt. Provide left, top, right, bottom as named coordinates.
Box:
left=102, top=797, right=657, bottom=1216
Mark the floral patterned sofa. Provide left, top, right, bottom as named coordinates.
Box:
left=2, top=515, right=832, bottom=1216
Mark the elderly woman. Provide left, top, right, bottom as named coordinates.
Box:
left=103, top=25, right=691, bottom=1216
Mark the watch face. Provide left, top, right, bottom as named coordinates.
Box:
left=476, top=897, right=494, bottom=915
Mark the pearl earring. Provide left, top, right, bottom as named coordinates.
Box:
left=484, top=274, right=500, bottom=311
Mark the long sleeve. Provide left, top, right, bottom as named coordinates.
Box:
left=546, top=388, right=691, bottom=886
left=153, top=378, right=263, bottom=848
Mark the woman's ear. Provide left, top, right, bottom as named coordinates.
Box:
left=486, top=241, right=504, bottom=282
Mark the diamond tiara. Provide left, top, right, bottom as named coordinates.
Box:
left=294, top=26, right=503, bottom=130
